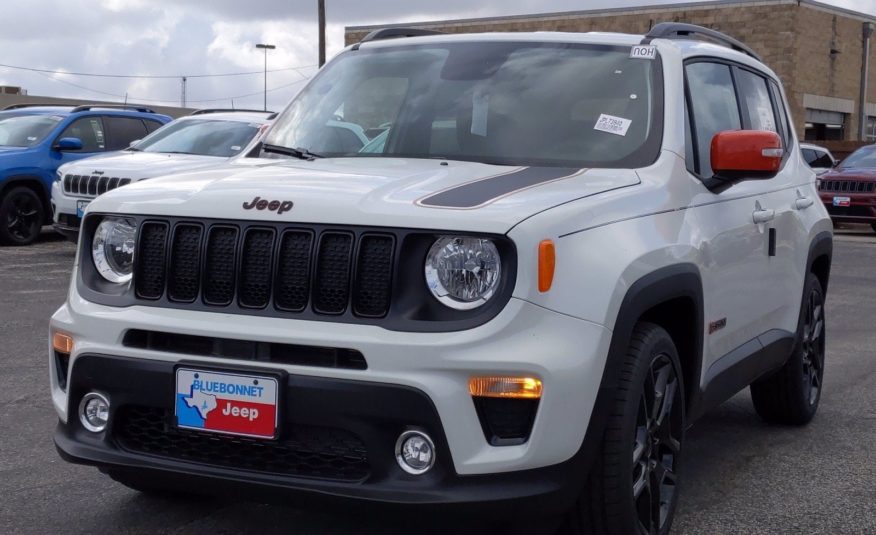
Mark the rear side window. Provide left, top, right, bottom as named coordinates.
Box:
left=685, top=62, right=741, bottom=177
left=801, top=149, right=818, bottom=166
left=104, top=116, right=149, bottom=150
left=809, top=150, right=834, bottom=168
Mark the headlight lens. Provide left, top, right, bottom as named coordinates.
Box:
left=92, top=217, right=137, bottom=283
left=425, top=236, right=501, bottom=310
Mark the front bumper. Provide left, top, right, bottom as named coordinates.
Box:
left=51, top=294, right=611, bottom=479
left=50, top=181, right=83, bottom=241
left=818, top=192, right=876, bottom=223
left=55, top=353, right=592, bottom=510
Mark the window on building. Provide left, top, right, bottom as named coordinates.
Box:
left=865, top=117, right=876, bottom=142
left=804, top=109, right=845, bottom=141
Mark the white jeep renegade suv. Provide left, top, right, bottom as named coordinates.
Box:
left=50, top=23, right=832, bottom=534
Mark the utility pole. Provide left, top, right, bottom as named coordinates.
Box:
left=180, top=76, right=187, bottom=108
left=318, top=0, right=326, bottom=67
left=255, top=43, right=276, bottom=111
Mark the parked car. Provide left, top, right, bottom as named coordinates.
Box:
left=0, top=104, right=171, bottom=245
left=51, top=109, right=274, bottom=242
left=817, top=143, right=876, bottom=231
left=51, top=24, right=832, bottom=534
left=800, top=143, right=836, bottom=175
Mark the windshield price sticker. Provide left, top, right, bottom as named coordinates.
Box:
left=630, top=45, right=657, bottom=60
left=594, top=114, right=632, bottom=137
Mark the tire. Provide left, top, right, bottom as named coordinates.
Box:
left=562, top=322, right=685, bottom=535
left=0, top=186, right=44, bottom=246
left=750, top=273, right=825, bottom=425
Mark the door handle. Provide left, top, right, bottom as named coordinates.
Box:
left=795, top=197, right=814, bottom=210
left=753, top=208, right=775, bottom=224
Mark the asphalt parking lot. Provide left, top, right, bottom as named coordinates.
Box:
left=1, top=227, right=875, bottom=534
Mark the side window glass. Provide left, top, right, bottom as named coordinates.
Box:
left=143, top=120, right=163, bottom=134
left=811, top=151, right=834, bottom=168
left=735, top=69, right=778, bottom=135
left=685, top=62, right=741, bottom=177
left=801, top=149, right=818, bottom=166
left=58, top=117, right=105, bottom=152
left=104, top=117, right=149, bottom=150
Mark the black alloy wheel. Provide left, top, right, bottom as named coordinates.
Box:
left=632, top=353, right=683, bottom=534
left=800, top=283, right=825, bottom=407
left=0, top=187, right=45, bottom=246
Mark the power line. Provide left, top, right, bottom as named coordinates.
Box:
left=33, top=69, right=309, bottom=105
left=0, top=61, right=318, bottom=79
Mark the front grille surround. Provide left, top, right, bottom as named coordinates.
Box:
left=79, top=214, right=517, bottom=333
left=819, top=179, right=876, bottom=193
left=63, top=174, right=132, bottom=198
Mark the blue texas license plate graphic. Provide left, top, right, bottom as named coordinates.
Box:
left=175, top=369, right=279, bottom=438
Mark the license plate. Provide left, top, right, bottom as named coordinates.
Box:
left=175, top=368, right=279, bottom=439
left=76, top=200, right=90, bottom=218
left=833, top=196, right=851, bottom=207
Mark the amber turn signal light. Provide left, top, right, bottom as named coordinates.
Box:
left=52, top=332, right=74, bottom=354
left=538, top=239, right=556, bottom=293
left=469, top=376, right=543, bottom=399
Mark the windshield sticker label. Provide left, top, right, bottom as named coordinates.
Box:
left=594, top=114, right=632, bottom=136
left=630, top=45, right=657, bottom=60
left=230, top=145, right=241, bottom=151
left=471, top=88, right=489, bottom=137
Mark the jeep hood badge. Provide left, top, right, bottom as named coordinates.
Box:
left=242, top=196, right=294, bottom=215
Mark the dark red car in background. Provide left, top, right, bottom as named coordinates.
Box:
left=818, top=144, right=876, bottom=232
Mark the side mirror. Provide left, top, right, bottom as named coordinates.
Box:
left=54, top=137, right=83, bottom=151
left=710, top=130, right=782, bottom=184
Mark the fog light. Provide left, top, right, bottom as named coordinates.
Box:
left=79, top=392, right=110, bottom=433
left=395, top=430, right=435, bottom=475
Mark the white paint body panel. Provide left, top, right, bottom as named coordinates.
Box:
left=51, top=34, right=832, bottom=475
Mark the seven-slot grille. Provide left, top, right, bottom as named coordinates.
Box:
left=134, top=221, right=395, bottom=318
left=63, top=174, right=132, bottom=197
left=819, top=179, right=876, bottom=193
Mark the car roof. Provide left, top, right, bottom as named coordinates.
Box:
left=355, top=30, right=775, bottom=77
left=178, top=111, right=273, bottom=124
left=0, top=105, right=171, bottom=120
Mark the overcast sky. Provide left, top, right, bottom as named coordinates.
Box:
left=0, top=0, right=872, bottom=111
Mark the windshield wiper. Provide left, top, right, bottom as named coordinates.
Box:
left=262, top=143, right=323, bottom=160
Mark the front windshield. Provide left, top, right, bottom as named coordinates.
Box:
left=0, top=114, right=63, bottom=147
left=134, top=119, right=261, bottom=157
left=265, top=42, right=662, bottom=168
left=840, top=147, right=876, bottom=169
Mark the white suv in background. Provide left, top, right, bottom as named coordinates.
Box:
left=51, top=109, right=274, bottom=241
left=50, top=24, right=832, bottom=534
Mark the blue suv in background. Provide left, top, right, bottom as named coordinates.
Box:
left=0, top=104, right=171, bottom=245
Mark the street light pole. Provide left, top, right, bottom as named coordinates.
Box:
left=255, top=43, right=276, bottom=111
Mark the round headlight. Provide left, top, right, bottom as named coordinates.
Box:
left=92, top=217, right=137, bottom=283
left=425, top=236, right=501, bottom=310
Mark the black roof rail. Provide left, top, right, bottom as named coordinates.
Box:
left=190, top=108, right=273, bottom=116
left=2, top=103, right=72, bottom=111
left=642, top=22, right=762, bottom=62
left=70, top=104, right=157, bottom=114
left=352, top=27, right=443, bottom=50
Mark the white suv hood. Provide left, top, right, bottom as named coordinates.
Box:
left=89, top=157, right=640, bottom=233
left=61, top=151, right=227, bottom=181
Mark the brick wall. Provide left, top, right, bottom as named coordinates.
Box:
left=345, top=1, right=876, bottom=141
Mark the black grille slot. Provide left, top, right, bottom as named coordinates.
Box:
left=353, top=234, right=394, bottom=317
left=275, top=230, right=314, bottom=311
left=167, top=225, right=203, bottom=302
left=203, top=226, right=238, bottom=305
left=115, top=406, right=370, bottom=481
left=313, top=233, right=353, bottom=315
left=135, top=222, right=168, bottom=299
left=87, top=176, right=98, bottom=195
left=238, top=229, right=275, bottom=308
left=123, top=329, right=367, bottom=370
left=474, top=398, right=539, bottom=446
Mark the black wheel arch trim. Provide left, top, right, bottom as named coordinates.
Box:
left=806, top=230, right=833, bottom=294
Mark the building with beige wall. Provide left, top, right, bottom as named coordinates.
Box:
left=345, top=0, right=876, bottom=143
